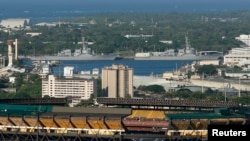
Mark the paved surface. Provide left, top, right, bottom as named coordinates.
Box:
left=134, top=75, right=250, bottom=92
left=134, top=75, right=195, bottom=91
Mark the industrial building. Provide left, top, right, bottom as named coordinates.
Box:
left=102, top=64, right=133, bottom=98
left=0, top=39, right=25, bottom=77
left=0, top=18, right=30, bottom=29
left=197, top=59, right=220, bottom=66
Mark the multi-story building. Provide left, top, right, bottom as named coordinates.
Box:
left=224, top=34, right=250, bottom=66
left=235, top=34, right=250, bottom=46
left=42, top=75, right=97, bottom=100
left=223, top=47, right=250, bottom=66
left=102, top=64, right=133, bottom=98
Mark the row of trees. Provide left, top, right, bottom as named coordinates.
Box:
left=136, top=84, right=250, bottom=105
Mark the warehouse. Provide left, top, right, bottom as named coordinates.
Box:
left=0, top=18, right=30, bottom=29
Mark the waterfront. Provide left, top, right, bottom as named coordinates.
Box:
left=51, top=60, right=194, bottom=76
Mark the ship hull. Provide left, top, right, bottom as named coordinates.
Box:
left=134, top=55, right=222, bottom=61
left=28, top=55, right=121, bottom=61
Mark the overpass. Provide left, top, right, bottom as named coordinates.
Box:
left=190, top=79, right=250, bottom=91
left=0, top=98, right=69, bottom=105
left=97, top=98, right=239, bottom=109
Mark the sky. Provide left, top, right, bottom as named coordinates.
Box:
left=1, top=0, right=250, bottom=8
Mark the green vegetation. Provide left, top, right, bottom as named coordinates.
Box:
left=0, top=73, right=41, bottom=98
left=137, top=85, right=166, bottom=94
left=1, top=12, right=250, bottom=56
left=132, top=82, right=250, bottom=104
left=196, top=64, right=218, bottom=76
left=233, top=95, right=250, bottom=105
left=75, top=93, right=95, bottom=107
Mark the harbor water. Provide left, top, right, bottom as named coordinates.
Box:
left=50, top=60, right=194, bottom=76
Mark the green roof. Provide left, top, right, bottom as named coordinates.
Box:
left=0, top=104, right=53, bottom=116
left=166, top=111, right=245, bottom=120
left=166, top=113, right=226, bottom=120
left=165, top=107, right=250, bottom=120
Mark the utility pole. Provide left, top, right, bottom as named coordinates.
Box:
left=223, top=82, right=226, bottom=102
left=202, top=72, right=204, bottom=94
left=238, top=77, right=241, bottom=97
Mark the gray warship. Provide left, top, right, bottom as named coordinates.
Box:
left=134, top=36, right=223, bottom=61
left=29, top=37, right=121, bottom=61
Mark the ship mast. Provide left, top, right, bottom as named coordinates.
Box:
left=82, top=37, right=87, bottom=50
left=185, top=35, right=190, bottom=50
left=81, top=37, right=89, bottom=55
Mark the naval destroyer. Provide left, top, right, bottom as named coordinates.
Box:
left=29, top=37, right=121, bottom=61
left=134, top=36, right=223, bottom=61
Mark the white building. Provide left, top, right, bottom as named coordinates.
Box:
left=26, top=32, right=42, bottom=37
left=64, top=66, right=74, bottom=78
left=124, top=34, right=153, bottom=39
left=35, top=22, right=57, bottom=27
left=102, top=64, right=133, bottom=98
left=223, top=47, right=250, bottom=66
left=92, top=68, right=99, bottom=75
left=198, top=60, right=220, bottom=66
left=162, top=71, right=186, bottom=81
left=224, top=72, right=250, bottom=79
left=41, top=64, right=51, bottom=74
left=159, top=40, right=173, bottom=44
left=9, top=77, right=16, bottom=83
left=0, top=18, right=30, bottom=29
left=80, top=70, right=91, bottom=75
left=42, top=75, right=97, bottom=100
left=224, top=35, right=250, bottom=66
left=235, top=34, right=250, bottom=46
